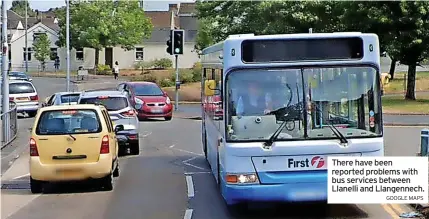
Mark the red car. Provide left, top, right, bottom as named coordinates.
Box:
left=203, top=95, right=223, bottom=119
left=117, top=82, right=173, bottom=121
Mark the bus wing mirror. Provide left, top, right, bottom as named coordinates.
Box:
left=204, top=80, right=217, bottom=96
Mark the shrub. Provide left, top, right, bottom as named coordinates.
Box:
left=170, top=69, right=194, bottom=84
left=97, top=64, right=111, bottom=75
left=131, top=73, right=157, bottom=82
left=153, top=58, right=173, bottom=69
left=191, top=62, right=202, bottom=82
left=159, top=78, right=175, bottom=87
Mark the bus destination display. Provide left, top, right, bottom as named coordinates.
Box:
left=241, top=37, right=364, bottom=63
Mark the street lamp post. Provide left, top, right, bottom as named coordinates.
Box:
left=66, top=0, right=70, bottom=92
left=25, top=0, right=28, bottom=72
left=2, top=0, right=10, bottom=143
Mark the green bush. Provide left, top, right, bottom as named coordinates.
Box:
left=153, top=58, right=172, bottom=69
left=159, top=78, right=175, bottom=87
left=170, top=69, right=194, bottom=84
left=191, top=62, right=202, bottom=82
left=131, top=73, right=157, bottom=82
left=97, top=64, right=111, bottom=75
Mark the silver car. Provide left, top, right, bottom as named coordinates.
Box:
left=9, top=80, right=40, bottom=117
left=78, top=90, right=140, bottom=155
left=43, top=91, right=82, bottom=107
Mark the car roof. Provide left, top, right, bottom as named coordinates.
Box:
left=55, top=91, right=81, bottom=96
left=38, top=104, right=106, bottom=113
left=80, top=90, right=126, bottom=98
left=127, top=81, right=158, bottom=86
left=9, top=71, right=26, bottom=75
left=9, top=80, right=33, bottom=84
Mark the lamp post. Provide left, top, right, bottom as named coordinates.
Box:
left=2, top=0, right=10, bottom=143
left=25, top=0, right=28, bottom=72
left=66, top=0, right=70, bottom=92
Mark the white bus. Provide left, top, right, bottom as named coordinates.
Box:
left=200, top=32, right=383, bottom=207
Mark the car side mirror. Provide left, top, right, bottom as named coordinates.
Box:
left=28, top=78, right=33, bottom=82
left=114, top=124, right=124, bottom=133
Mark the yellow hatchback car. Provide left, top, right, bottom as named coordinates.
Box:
left=29, top=104, right=123, bottom=193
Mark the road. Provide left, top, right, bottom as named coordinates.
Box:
left=0, top=77, right=422, bottom=219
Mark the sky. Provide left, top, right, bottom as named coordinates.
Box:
left=4, top=0, right=195, bottom=11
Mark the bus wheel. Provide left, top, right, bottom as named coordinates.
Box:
left=203, top=131, right=208, bottom=159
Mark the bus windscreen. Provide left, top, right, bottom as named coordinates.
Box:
left=241, top=37, right=364, bottom=63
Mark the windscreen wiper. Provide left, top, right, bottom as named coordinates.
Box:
left=264, top=115, right=289, bottom=147
left=312, top=105, right=348, bottom=144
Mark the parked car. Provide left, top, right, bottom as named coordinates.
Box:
left=117, top=82, right=173, bottom=121
left=42, top=92, right=82, bottom=107
left=78, top=90, right=140, bottom=155
left=9, top=80, right=39, bottom=117
left=8, top=71, right=32, bottom=82
left=29, top=104, right=122, bottom=193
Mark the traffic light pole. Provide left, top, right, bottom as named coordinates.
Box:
left=174, top=55, right=179, bottom=111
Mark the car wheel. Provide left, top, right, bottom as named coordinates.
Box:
left=28, top=112, right=37, bottom=118
left=100, top=173, right=113, bottom=191
left=165, top=116, right=172, bottom=121
left=131, top=142, right=140, bottom=155
left=30, top=177, right=43, bottom=194
left=113, top=163, right=119, bottom=177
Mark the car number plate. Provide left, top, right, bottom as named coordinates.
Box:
left=151, top=109, right=163, bottom=113
left=16, top=97, right=28, bottom=101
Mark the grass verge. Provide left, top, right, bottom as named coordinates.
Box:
left=382, top=94, right=429, bottom=114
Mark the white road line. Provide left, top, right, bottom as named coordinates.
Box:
left=169, top=144, right=175, bottom=148
left=186, top=175, right=195, bottom=198
left=171, top=147, right=203, bottom=156
left=12, top=173, right=30, bottom=180
left=184, top=162, right=207, bottom=170
left=182, top=156, right=198, bottom=163
left=142, top=132, right=152, bottom=137
left=184, top=209, right=193, bottom=219
left=185, top=172, right=211, bottom=175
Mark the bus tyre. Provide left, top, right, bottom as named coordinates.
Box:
left=30, top=177, right=43, bottom=194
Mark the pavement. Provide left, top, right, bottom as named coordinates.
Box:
left=0, top=77, right=427, bottom=219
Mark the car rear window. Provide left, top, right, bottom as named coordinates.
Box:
left=79, top=96, right=128, bottom=111
left=9, top=83, right=35, bottom=94
left=36, top=109, right=102, bottom=135
left=60, top=94, right=80, bottom=103
left=133, top=84, right=164, bottom=96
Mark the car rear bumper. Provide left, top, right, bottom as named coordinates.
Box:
left=222, top=180, right=327, bottom=205
left=16, top=103, right=39, bottom=112
left=117, top=130, right=139, bottom=149
left=138, top=110, right=172, bottom=119
left=30, top=155, right=113, bottom=181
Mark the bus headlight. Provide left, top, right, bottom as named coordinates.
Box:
left=226, top=173, right=259, bottom=184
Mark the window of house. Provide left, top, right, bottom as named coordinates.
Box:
left=135, top=47, right=144, bottom=60
left=50, top=48, right=58, bottom=60
left=23, top=47, right=32, bottom=61
left=76, top=48, right=83, bottom=61
left=33, top=32, right=46, bottom=42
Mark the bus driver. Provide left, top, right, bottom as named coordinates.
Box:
left=235, top=81, right=273, bottom=116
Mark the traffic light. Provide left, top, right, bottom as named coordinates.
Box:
left=172, top=29, right=184, bottom=55
left=166, top=30, right=173, bottom=55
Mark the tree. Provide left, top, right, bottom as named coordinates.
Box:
left=9, top=0, right=36, bottom=17
left=33, top=34, right=51, bottom=72
left=56, top=1, right=153, bottom=71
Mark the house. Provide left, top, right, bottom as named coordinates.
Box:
left=4, top=2, right=200, bottom=72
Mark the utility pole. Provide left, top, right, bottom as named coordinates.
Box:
left=2, top=0, right=10, bottom=143
left=66, top=0, right=70, bottom=92
left=25, top=0, right=28, bottom=72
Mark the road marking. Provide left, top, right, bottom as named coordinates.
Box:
left=184, top=162, right=207, bottom=170
left=386, top=125, right=429, bottom=128
left=142, top=132, right=152, bottom=138
left=171, top=147, right=204, bottom=156
left=381, top=204, right=400, bottom=219
left=12, top=173, right=30, bottom=180
left=183, top=156, right=198, bottom=163
left=169, top=144, right=175, bottom=148
left=186, top=175, right=195, bottom=198
left=389, top=204, right=407, bottom=216
left=185, top=172, right=211, bottom=175
left=184, top=209, right=193, bottom=219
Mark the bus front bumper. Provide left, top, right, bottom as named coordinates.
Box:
left=222, top=181, right=327, bottom=205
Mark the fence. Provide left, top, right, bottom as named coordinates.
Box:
left=1, top=101, right=18, bottom=148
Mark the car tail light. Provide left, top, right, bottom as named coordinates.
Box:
left=30, top=138, right=39, bottom=156
left=30, top=95, right=38, bottom=101
left=128, top=134, right=138, bottom=140
left=121, top=110, right=136, bottom=117
left=166, top=97, right=171, bottom=104
left=100, top=135, right=109, bottom=154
